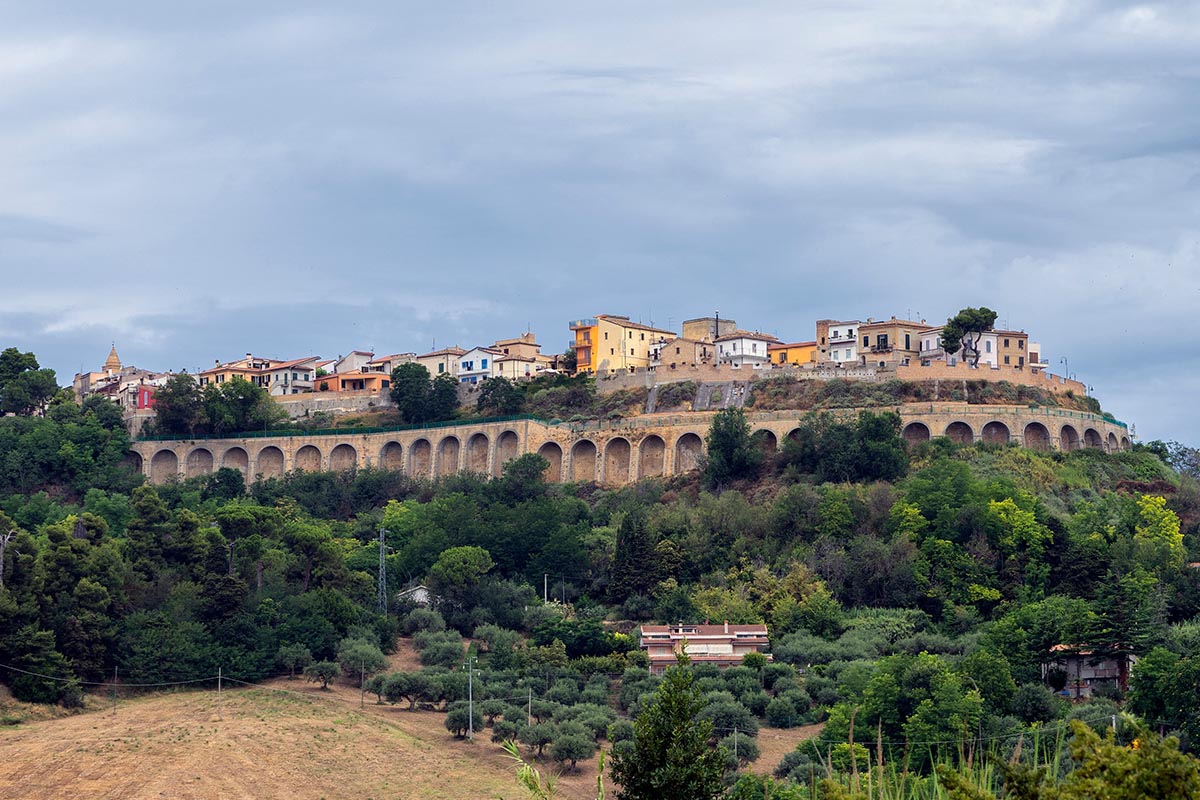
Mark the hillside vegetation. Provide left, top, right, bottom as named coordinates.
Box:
left=2, top=353, right=1199, bottom=797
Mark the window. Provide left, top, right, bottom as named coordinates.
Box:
left=640, top=333, right=645, bottom=340
left=751, top=343, right=758, bottom=353
left=1019, top=340, right=1025, bottom=349
left=675, top=347, right=680, bottom=355
left=481, top=358, right=488, bottom=369
left=437, top=364, right=445, bottom=373
left=905, top=333, right=911, bottom=349
left=985, top=341, right=992, bottom=353
left=1003, top=355, right=1011, bottom=364
left=604, top=332, right=608, bottom=340
left=1004, top=338, right=1010, bottom=347
left=863, top=335, right=869, bottom=347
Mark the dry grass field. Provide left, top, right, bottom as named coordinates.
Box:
left=0, top=646, right=821, bottom=800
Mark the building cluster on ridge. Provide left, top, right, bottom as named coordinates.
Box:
left=74, top=311, right=1053, bottom=415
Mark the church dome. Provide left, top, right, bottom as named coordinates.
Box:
left=104, top=345, right=122, bottom=373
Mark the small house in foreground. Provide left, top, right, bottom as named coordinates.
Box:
left=639, top=622, right=770, bottom=674
left=1042, top=644, right=1138, bottom=700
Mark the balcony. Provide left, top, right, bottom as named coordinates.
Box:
left=569, top=318, right=598, bottom=330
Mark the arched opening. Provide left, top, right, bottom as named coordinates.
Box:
left=256, top=446, right=285, bottom=479
left=295, top=445, right=321, bottom=472
left=330, top=443, right=358, bottom=471
left=675, top=432, right=704, bottom=474
left=380, top=441, right=404, bottom=470
left=186, top=447, right=214, bottom=478
left=410, top=439, right=432, bottom=476
left=538, top=442, right=563, bottom=482
left=571, top=440, right=598, bottom=482
left=753, top=429, right=778, bottom=454
left=1060, top=425, right=1080, bottom=452
left=222, top=447, right=249, bottom=475
left=493, top=430, right=519, bottom=476
left=944, top=421, right=974, bottom=445
left=981, top=421, right=1010, bottom=445
left=1084, top=428, right=1102, bottom=449
left=1107, top=432, right=1118, bottom=453
left=150, top=449, right=178, bottom=483
left=437, top=436, right=460, bottom=477
left=1120, top=435, right=1130, bottom=451
left=466, top=433, right=489, bottom=474
left=125, top=451, right=144, bottom=475
left=903, top=422, right=931, bottom=444
left=604, top=438, right=631, bottom=485
left=786, top=427, right=804, bottom=444
left=1024, top=422, right=1051, bottom=451
left=638, top=435, right=666, bottom=479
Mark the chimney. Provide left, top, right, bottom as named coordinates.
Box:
left=724, top=620, right=729, bottom=634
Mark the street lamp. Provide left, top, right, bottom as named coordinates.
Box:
left=1059, top=356, right=1069, bottom=380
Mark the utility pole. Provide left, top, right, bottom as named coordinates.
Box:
left=361, top=659, right=365, bottom=709
left=528, top=687, right=533, bottom=726
left=543, top=573, right=548, bottom=603
left=377, top=527, right=389, bottom=613
left=465, top=656, right=477, bottom=740
left=733, top=726, right=738, bottom=762
left=111, top=665, right=118, bottom=715
left=0, top=528, right=15, bottom=589
left=217, top=667, right=223, bottom=720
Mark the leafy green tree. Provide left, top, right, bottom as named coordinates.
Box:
left=552, top=731, right=597, bottom=771
left=956, top=649, right=1016, bottom=716
left=390, top=363, right=432, bottom=423
left=705, top=408, right=763, bottom=489
left=1133, top=494, right=1185, bottom=576
left=428, top=373, right=461, bottom=421
left=608, top=511, right=659, bottom=604
left=477, top=377, right=525, bottom=416
left=610, top=660, right=727, bottom=800
left=150, top=373, right=205, bottom=435
left=0, top=348, right=58, bottom=416
left=304, top=660, right=341, bottom=689
left=445, top=702, right=484, bottom=738
left=519, top=721, right=557, bottom=757
left=277, top=642, right=312, bottom=679
left=336, top=636, right=389, bottom=678
left=940, top=307, right=998, bottom=367
left=428, top=545, right=494, bottom=609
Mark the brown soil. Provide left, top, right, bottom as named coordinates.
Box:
left=0, top=666, right=821, bottom=800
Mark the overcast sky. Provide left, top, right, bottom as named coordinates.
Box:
left=1, top=2, right=1197, bottom=442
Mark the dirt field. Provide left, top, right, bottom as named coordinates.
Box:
left=0, top=650, right=822, bottom=800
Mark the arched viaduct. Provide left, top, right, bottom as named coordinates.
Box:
left=129, top=402, right=1132, bottom=487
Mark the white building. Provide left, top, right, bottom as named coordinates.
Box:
left=714, top=331, right=778, bottom=368
left=263, top=357, right=321, bottom=395
left=822, top=320, right=861, bottom=365
left=457, top=347, right=503, bottom=384
left=415, top=347, right=465, bottom=379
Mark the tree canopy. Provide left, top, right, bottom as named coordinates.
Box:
left=940, top=307, right=998, bottom=366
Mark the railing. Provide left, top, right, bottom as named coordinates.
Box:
left=135, top=414, right=543, bottom=442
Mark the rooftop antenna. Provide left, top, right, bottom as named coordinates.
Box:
left=377, top=527, right=389, bottom=613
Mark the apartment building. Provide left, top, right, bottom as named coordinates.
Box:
left=639, top=622, right=771, bottom=674
left=815, top=320, right=861, bottom=365
left=768, top=341, right=817, bottom=367
left=569, top=315, right=677, bottom=374
left=715, top=330, right=779, bottom=368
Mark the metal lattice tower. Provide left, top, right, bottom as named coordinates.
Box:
left=377, top=527, right=388, bottom=612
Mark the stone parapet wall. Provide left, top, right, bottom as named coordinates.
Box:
left=593, top=363, right=882, bottom=395
left=130, top=402, right=1131, bottom=487
left=895, top=362, right=1085, bottom=395
left=272, top=391, right=394, bottom=419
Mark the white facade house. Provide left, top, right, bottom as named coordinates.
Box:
left=457, top=347, right=502, bottom=384
left=494, top=353, right=539, bottom=380
left=714, top=331, right=778, bottom=368
left=364, top=353, right=415, bottom=375
left=415, top=347, right=465, bottom=378
left=264, top=357, right=321, bottom=395
left=827, top=322, right=860, bottom=364
left=332, top=351, right=375, bottom=374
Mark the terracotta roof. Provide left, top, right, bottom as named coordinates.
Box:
left=714, top=330, right=781, bottom=343
left=595, top=315, right=677, bottom=335
left=367, top=353, right=416, bottom=364
left=417, top=347, right=467, bottom=358
left=265, top=356, right=320, bottom=371
left=859, top=318, right=933, bottom=330
left=641, top=624, right=768, bottom=636
left=768, top=341, right=817, bottom=350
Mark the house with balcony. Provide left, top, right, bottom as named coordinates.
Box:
left=857, top=317, right=933, bottom=367
left=815, top=320, right=861, bottom=365
left=415, top=347, right=466, bottom=379
left=1042, top=644, right=1138, bottom=700
left=569, top=315, right=677, bottom=374
left=199, top=354, right=285, bottom=389
left=263, top=356, right=321, bottom=395
left=715, top=331, right=779, bottom=368
left=919, top=327, right=1031, bottom=369
left=364, top=353, right=416, bottom=375
left=639, top=622, right=771, bottom=674
left=457, top=347, right=502, bottom=384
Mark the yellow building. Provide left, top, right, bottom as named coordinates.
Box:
left=569, top=315, right=676, bottom=374
left=768, top=341, right=817, bottom=366
left=858, top=317, right=934, bottom=366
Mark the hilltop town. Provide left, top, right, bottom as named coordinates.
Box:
left=77, top=309, right=1077, bottom=432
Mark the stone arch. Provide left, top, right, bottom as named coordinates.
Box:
left=786, top=427, right=803, bottom=443
left=222, top=446, right=249, bottom=475
left=638, top=435, right=666, bottom=479
left=981, top=421, right=1010, bottom=445
left=410, top=439, right=432, bottom=476
left=295, top=445, right=321, bottom=472
left=571, top=440, right=598, bottom=482
left=380, top=441, right=405, bottom=470
left=330, top=443, right=358, bottom=471
left=466, top=433, right=489, bottom=474
left=150, top=449, right=179, bottom=483
left=1060, top=425, right=1080, bottom=452
left=753, top=429, right=778, bottom=454
left=1084, top=428, right=1102, bottom=449
left=1024, top=422, right=1051, bottom=451
left=903, top=422, right=931, bottom=444
left=256, top=446, right=285, bottom=479
left=493, top=430, right=519, bottom=476
left=125, top=451, right=144, bottom=475
left=538, top=442, right=563, bottom=482
left=1107, top=432, right=1118, bottom=453
left=1120, top=435, right=1130, bottom=451
left=944, top=421, right=974, bottom=445
left=186, top=447, right=214, bottom=478
left=604, top=437, right=631, bottom=485
left=675, top=432, right=704, bottom=474
left=437, top=436, right=460, bottom=477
